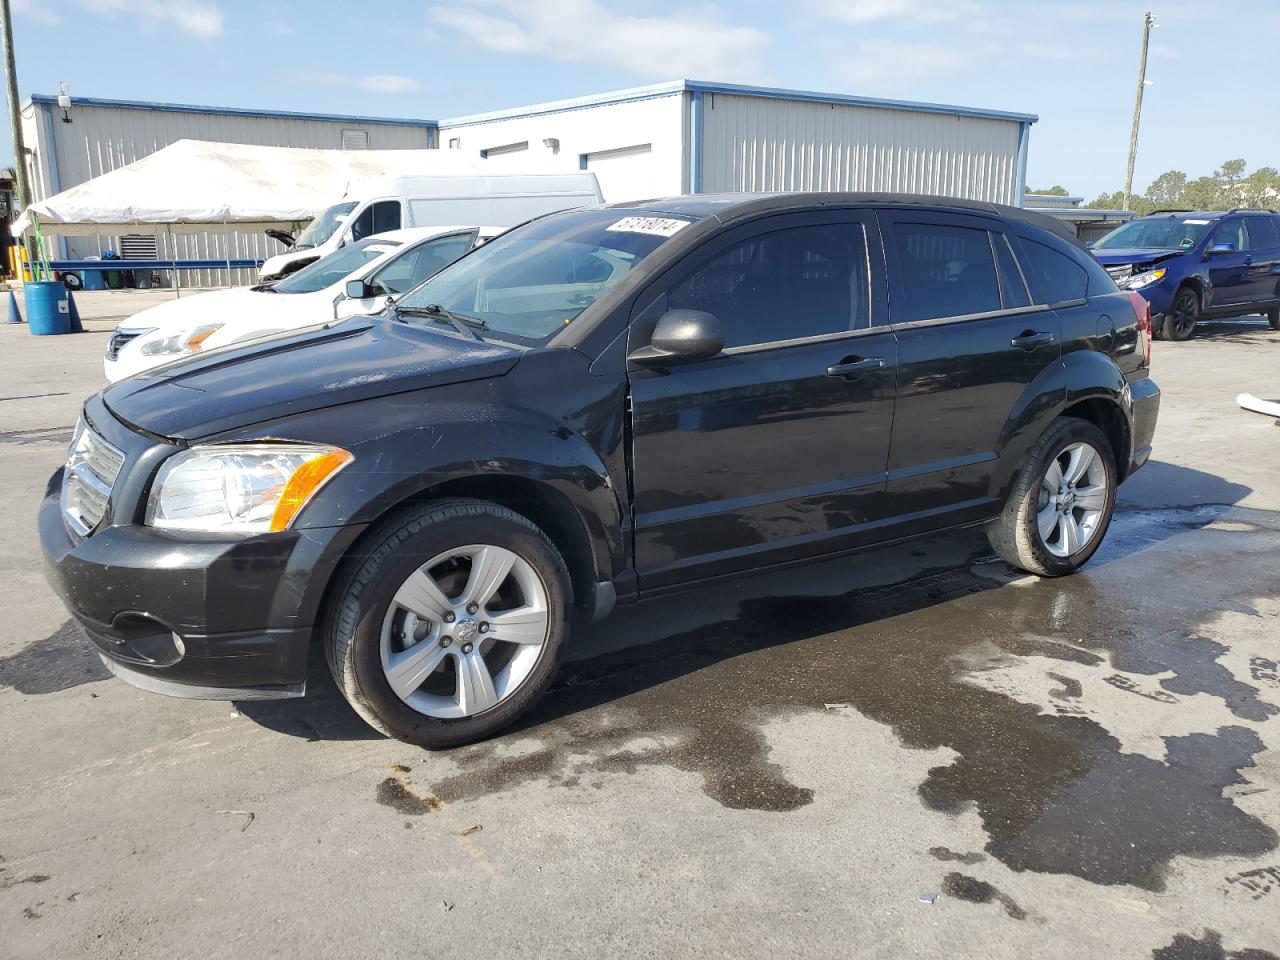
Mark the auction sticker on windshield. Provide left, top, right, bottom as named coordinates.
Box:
left=605, top=216, right=691, bottom=238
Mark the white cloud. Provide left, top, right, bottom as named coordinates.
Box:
left=13, top=0, right=58, bottom=24
left=291, top=71, right=421, bottom=95
left=81, top=0, right=224, bottom=38
left=824, top=38, right=977, bottom=93
left=358, top=74, right=421, bottom=94
left=807, top=0, right=986, bottom=26
left=431, top=0, right=771, bottom=81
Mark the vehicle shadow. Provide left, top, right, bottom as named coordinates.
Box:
left=1184, top=313, right=1277, bottom=343
left=239, top=461, right=1252, bottom=747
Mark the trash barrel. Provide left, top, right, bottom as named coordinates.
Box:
left=81, top=261, right=107, bottom=291
left=25, top=280, right=71, bottom=336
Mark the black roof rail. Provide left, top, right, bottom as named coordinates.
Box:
left=1148, top=208, right=1195, bottom=215
left=1228, top=207, right=1280, bottom=215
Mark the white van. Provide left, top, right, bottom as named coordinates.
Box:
left=259, top=171, right=603, bottom=281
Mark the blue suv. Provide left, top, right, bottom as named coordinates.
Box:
left=1090, top=209, right=1280, bottom=340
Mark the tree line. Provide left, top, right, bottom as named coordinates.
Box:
left=1031, top=160, right=1280, bottom=214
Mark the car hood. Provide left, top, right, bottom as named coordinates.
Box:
left=102, top=317, right=521, bottom=441
left=120, top=288, right=256, bottom=333
left=1091, top=248, right=1184, bottom=267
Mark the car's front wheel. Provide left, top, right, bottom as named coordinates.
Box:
left=325, top=499, right=570, bottom=748
left=1267, top=304, right=1279, bottom=331
left=987, top=418, right=1117, bottom=577
left=1162, top=286, right=1200, bottom=341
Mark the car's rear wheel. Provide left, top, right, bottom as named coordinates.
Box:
left=1162, top=286, right=1200, bottom=340
left=1267, top=304, right=1280, bottom=331
left=987, top=418, right=1117, bottom=577
left=325, top=498, right=570, bottom=748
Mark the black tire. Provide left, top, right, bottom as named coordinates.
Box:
left=1267, top=304, right=1280, bottom=331
left=62, top=272, right=83, bottom=291
left=324, top=498, right=571, bottom=748
left=1162, top=286, right=1200, bottom=341
left=986, top=418, right=1118, bottom=577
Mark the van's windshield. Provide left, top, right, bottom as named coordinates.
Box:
left=1093, top=217, right=1215, bottom=251
left=396, top=210, right=694, bottom=345
left=294, top=201, right=358, bottom=250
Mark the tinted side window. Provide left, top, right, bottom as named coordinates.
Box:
left=372, top=200, right=402, bottom=234
left=349, top=206, right=375, bottom=242
left=668, top=223, right=870, bottom=349
left=369, top=234, right=474, bottom=295
left=994, top=234, right=1031, bottom=309
left=1212, top=218, right=1249, bottom=252
left=1018, top=238, right=1089, bottom=305
left=1246, top=216, right=1280, bottom=249
left=891, top=222, right=1001, bottom=322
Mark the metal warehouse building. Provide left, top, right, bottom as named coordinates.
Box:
left=439, top=80, right=1036, bottom=207
left=19, top=95, right=436, bottom=283
left=18, top=80, right=1035, bottom=285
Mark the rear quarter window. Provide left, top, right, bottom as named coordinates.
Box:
left=1017, top=237, right=1091, bottom=305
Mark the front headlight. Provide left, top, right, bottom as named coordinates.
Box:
left=139, top=323, right=225, bottom=357
left=145, top=443, right=353, bottom=534
left=1126, top=268, right=1167, bottom=290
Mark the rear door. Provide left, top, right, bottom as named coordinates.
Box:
left=627, top=210, right=898, bottom=587
left=1244, top=215, right=1280, bottom=308
left=879, top=211, right=1061, bottom=521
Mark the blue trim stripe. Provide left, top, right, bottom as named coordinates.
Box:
left=28, top=94, right=437, bottom=129
left=440, top=79, right=1037, bottom=128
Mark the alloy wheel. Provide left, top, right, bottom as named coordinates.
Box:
left=1169, top=291, right=1198, bottom=338
left=379, top=544, right=550, bottom=718
left=1035, top=441, right=1110, bottom=558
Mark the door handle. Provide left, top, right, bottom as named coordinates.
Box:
left=827, top=356, right=885, bottom=379
left=1011, top=330, right=1054, bottom=350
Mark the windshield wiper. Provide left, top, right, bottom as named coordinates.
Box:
left=250, top=283, right=280, bottom=293
left=396, top=303, right=486, bottom=341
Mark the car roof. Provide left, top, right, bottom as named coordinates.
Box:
left=602, top=191, right=1083, bottom=248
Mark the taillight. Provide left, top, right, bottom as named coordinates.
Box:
left=1125, top=290, right=1152, bottom=368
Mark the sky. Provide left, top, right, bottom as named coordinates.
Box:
left=5, top=0, right=1279, bottom=200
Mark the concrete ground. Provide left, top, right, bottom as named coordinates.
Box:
left=1, top=298, right=1278, bottom=960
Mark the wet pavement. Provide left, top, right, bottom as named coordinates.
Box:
left=1, top=312, right=1278, bottom=959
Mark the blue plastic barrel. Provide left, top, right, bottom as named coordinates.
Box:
left=82, top=269, right=106, bottom=291
left=25, top=280, right=71, bottom=336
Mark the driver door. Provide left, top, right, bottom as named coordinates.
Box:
left=626, top=211, right=898, bottom=588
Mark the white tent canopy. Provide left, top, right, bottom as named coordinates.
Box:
left=12, top=139, right=485, bottom=237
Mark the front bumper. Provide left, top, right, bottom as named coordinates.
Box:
left=39, top=467, right=360, bottom=699
left=1126, top=375, right=1161, bottom=477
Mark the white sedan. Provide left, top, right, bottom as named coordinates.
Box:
left=104, top=225, right=501, bottom=382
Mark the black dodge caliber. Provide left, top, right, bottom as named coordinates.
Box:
left=41, top=194, right=1160, bottom=747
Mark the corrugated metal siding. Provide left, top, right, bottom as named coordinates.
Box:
left=699, top=93, right=1023, bottom=205
left=35, top=102, right=431, bottom=286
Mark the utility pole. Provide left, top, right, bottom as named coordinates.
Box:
left=0, top=0, right=31, bottom=278
left=1122, top=11, right=1155, bottom=211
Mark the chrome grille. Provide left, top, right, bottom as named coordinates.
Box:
left=61, top=420, right=125, bottom=536
left=106, top=327, right=154, bottom=361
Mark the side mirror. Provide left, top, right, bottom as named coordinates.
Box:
left=628, top=309, right=724, bottom=367
left=345, top=279, right=375, bottom=300
left=1207, top=242, right=1236, bottom=256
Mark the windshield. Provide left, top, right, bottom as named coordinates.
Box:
left=1093, top=216, right=1215, bottom=251
left=397, top=210, right=694, bottom=344
left=271, top=239, right=400, bottom=294
left=293, top=201, right=357, bottom=250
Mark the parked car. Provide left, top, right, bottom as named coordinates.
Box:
left=41, top=193, right=1159, bottom=748
left=259, top=172, right=604, bottom=281
left=105, top=226, right=502, bottom=381
left=1090, top=208, right=1280, bottom=340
